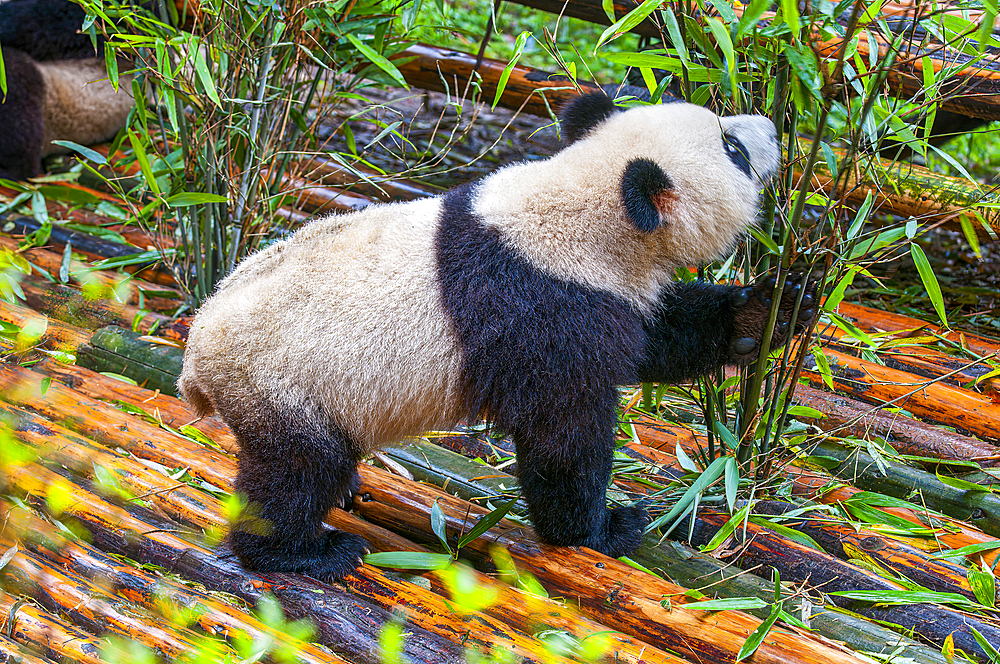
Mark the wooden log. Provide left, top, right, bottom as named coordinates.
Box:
left=395, top=43, right=602, bottom=119
left=350, top=468, right=872, bottom=664
left=0, top=299, right=91, bottom=351
left=0, top=546, right=207, bottom=659
left=76, top=325, right=184, bottom=395
left=1, top=401, right=226, bottom=531
left=361, top=438, right=952, bottom=664
left=0, top=633, right=54, bottom=664
left=2, top=462, right=465, bottom=664
left=0, top=594, right=106, bottom=664
left=0, top=363, right=233, bottom=490
left=278, top=176, right=375, bottom=215
left=11, top=506, right=349, bottom=664
left=806, top=440, right=1000, bottom=537
left=682, top=509, right=1000, bottom=661
left=836, top=302, right=1000, bottom=359
left=804, top=344, right=1000, bottom=442
left=752, top=501, right=979, bottom=600
left=19, top=276, right=181, bottom=326
left=0, top=365, right=682, bottom=664
left=31, top=357, right=237, bottom=453
left=791, top=474, right=1000, bottom=567
left=793, top=384, right=1000, bottom=465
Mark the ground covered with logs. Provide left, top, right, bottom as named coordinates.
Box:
left=3, top=2, right=1000, bottom=663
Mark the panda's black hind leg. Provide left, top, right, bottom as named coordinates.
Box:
left=513, top=397, right=648, bottom=559
left=225, top=412, right=369, bottom=581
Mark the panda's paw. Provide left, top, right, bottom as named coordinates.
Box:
left=597, top=505, right=648, bottom=558
left=335, top=469, right=362, bottom=510
left=728, top=273, right=817, bottom=364
left=315, top=530, right=371, bottom=581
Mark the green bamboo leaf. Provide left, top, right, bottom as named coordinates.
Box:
left=646, top=456, right=728, bottom=535
left=935, top=466, right=989, bottom=493
left=661, top=6, right=689, bottom=67
left=785, top=405, right=824, bottom=419
left=811, top=347, right=834, bottom=390
left=493, top=31, right=530, bottom=109
left=50, top=141, right=108, bottom=165
left=0, top=48, right=7, bottom=97
left=748, top=225, right=780, bottom=254
left=748, top=517, right=824, bottom=551
left=970, top=626, right=1000, bottom=661
left=127, top=130, right=161, bottom=196
left=346, top=34, right=409, bottom=90
left=959, top=214, right=982, bottom=260
left=931, top=541, right=1000, bottom=559
left=737, top=0, right=771, bottom=37
left=724, top=456, right=739, bottom=513
left=191, top=36, right=222, bottom=108
left=595, top=0, right=662, bottom=50
left=682, top=597, right=768, bottom=611
left=166, top=192, right=229, bottom=207
left=456, top=495, right=518, bottom=549
left=363, top=552, right=453, bottom=570
left=702, top=499, right=750, bottom=553
left=713, top=420, right=739, bottom=451
left=968, top=566, right=996, bottom=608
left=909, top=243, right=947, bottom=327
left=430, top=500, right=451, bottom=554
left=737, top=602, right=780, bottom=661
left=104, top=41, right=119, bottom=91
left=706, top=18, right=735, bottom=80
left=830, top=589, right=982, bottom=610
left=780, top=0, right=801, bottom=36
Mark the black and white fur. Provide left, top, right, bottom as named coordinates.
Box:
left=179, top=93, right=812, bottom=580
left=0, top=0, right=133, bottom=180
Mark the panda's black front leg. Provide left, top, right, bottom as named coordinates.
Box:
left=638, top=277, right=816, bottom=383
left=512, top=397, right=648, bottom=558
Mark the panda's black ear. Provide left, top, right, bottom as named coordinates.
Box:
left=559, top=93, right=619, bottom=144
left=621, top=158, right=674, bottom=233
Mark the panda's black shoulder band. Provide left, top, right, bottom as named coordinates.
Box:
left=621, top=158, right=673, bottom=233
left=559, top=93, right=619, bottom=144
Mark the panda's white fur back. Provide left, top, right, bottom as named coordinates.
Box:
left=37, top=58, right=135, bottom=157
left=180, top=196, right=466, bottom=451
left=180, top=100, right=778, bottom=452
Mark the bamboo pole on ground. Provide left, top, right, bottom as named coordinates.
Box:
left=0, top=300, right=91, bottom=351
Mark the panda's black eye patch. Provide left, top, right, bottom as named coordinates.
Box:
left=723, top=133, right=752, bottom=179
left=621, top=158, right=673, bottom=233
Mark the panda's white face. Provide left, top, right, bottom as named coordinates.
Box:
left=473, top=100, right=780, bottom=310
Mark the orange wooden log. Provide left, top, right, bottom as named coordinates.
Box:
left=792, top=383, right=1000, bottom=464
left=0, top=633, right=54, bottom=664
left=0, top=299, right=91, bottom=351
left=32, top=357, right=238, bottom=453
left=0, top=546, right=206, bottom=659
left=836, top=302, right=1000, bottom=358
left=395, top=43, right=601, bottom=119
left=0, top=401, right=227, bottom=530
left=350, top=468, right=872, bottom=664
left=5, top=503, right=349, bottom=664
left=0, top=594, right=106, bottom=664
left=0, top=363, right=234, bottom=489
left=19, top=277, right=180, bottom=327
left=803, top=345, right=1000, bottom=441
left=0, top=462, right=466, bottom=664
left=299, top=157, right=438, bottom=202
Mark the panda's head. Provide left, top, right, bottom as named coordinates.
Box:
left=559, top=93, right=780, bottom=265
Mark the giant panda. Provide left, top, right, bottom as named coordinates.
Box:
left=0, top=0, right=135, bottom=180
left=179, top=93, right=814, bottom=580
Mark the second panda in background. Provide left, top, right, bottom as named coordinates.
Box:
left=0, top=0, right=136, bottom=181
left=179, top=92, right=816, bottom=581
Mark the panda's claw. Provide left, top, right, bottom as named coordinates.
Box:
left=731, top=287, right=752, bottom=307
left=733, top=337, right=757, bottom=356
